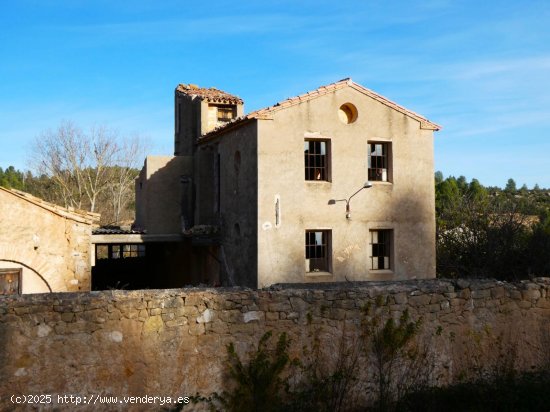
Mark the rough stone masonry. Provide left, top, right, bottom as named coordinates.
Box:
left=1, top=278, right=549, bottom=410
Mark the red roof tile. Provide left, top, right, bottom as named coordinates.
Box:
left=200, top=78, right=441, bottom=141
left=176, top=84, right=243, bottom=104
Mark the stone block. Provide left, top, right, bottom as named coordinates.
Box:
left=61, top=312, right=75, bottom=322
left=522, top=289, right=541, bottom=301
left=289, top=297, right=307, bottom=312
left=265, top=312, right=279, bottom=321
left=430, top=294, right=444, bottom=304
left=408, top=294, right=431, bottom=307
left=471, top=289, right=490, bottom=299
left=165, top=318, right=188, bottom=328
left=197, top=309, right=215, bottom=323
left=268, top=301, right=292, bottom=312
left=188, top=323, right=206, bottom=336
left=518, top=301, right=532, bottom=309
left=394, top=292, right=408, bottom=304
left=459, top=289, right=471, bottom=299
left=143, top=315, right=164, bottom=334
left=185, top=295, right=204, bottom=307
left=243, top=311, right=264, bottom=323
left=490, top=287, right=505, bottom=299
left=218, top=310, right=242, bottom=323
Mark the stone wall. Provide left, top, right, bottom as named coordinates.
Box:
left=0, top=188, right=97, bottom=293
left=1, top=278, right=549, bottom=410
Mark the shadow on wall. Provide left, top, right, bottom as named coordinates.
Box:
left=262, top=186, right=434, bottom=282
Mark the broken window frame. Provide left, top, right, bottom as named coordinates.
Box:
left=369, top=229, right=392, bottom=270
left=305, top=230, right=331, bottom=273
left=304, top=139, right=330, bottom=181
left=368, top=142, right=391, bottom=182
left=217, top=106, right=235, bottom=123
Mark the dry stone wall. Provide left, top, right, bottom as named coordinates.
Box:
left=1, top=278, right=549, bottom=410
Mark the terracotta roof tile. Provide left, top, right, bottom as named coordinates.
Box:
left=176, top=84, right=243, bottom=104
left=200, top=78, right=441, bottom=140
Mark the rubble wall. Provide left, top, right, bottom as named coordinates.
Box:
left=1, top=278, right=549, bottom=410
left=0, top=189, right=94, bottom=293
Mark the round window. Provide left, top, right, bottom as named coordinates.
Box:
left=338, top=103, right=358, bottom=124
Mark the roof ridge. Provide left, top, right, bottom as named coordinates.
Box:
left=176, top=83, right=243, bottom=104
left=200, top=78, right=440, bottom=140
left=0, top=186, right=100, bottom=224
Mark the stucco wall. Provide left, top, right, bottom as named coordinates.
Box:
left=256, top=87, right=436, bottom=287
left=0, top=279, right=549, bottom=410
left=134, top=156, right=193, bottom=234
left=0, top=190, right=94, bottom=293
left=197, top=122, right=259, bottom=288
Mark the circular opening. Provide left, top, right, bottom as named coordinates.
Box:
left=338, top=103, right=358, bottom=124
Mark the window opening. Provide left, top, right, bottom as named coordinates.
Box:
left=370, top=230, right=391, bottom=270
left=368, top=142, right=389, bottom=182
left=305, top=140, right=329, bottom=181
left=305, top=230, right=330, bottom=272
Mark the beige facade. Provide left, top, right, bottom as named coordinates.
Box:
left=137, top=78, right=440, bottom=288
left=0, top=187, right=99, bottom=293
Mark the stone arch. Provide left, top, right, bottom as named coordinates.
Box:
left=0, top=245, right=56, bottom=292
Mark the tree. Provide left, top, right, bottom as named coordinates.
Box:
left=30, top=121, right=147, bottom=223
left=505, top=178, right=517, bottom=193
left=0, top=166, right=25, bottom=190
left=104, top=136, right=146, bottom=224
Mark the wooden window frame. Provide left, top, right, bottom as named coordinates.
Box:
left=304, top=139, right=330, bottom=181
left=305, top=230, right=332, bottom=273
left=95, top=244, right=146, bottom=260
left=368, top=142, right=392, bottom=182
left=369, top=229, right=392, bottom=270
left=0, top=268, right=22, bottom=295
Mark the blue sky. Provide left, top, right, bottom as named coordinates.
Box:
left=1, top=0, right=549, bottom=187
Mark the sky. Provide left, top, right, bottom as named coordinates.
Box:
left=1, top=0, right=549, bottom=188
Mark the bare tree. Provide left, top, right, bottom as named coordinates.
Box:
left=105, top=136, right=147, bottom=224
left=30, top=121, right=148, bottom=223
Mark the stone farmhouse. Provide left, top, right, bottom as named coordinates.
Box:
left=0, top=187, right=99, bottom=294
left=95, top=78, right=440, bottom=289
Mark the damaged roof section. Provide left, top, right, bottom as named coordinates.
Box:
left=176, top=84, right=243, bottom=105
left=200, top=78, right=441, bottom=141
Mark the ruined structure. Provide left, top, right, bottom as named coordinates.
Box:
left=0, top=187, right=99, bottom=293
left=131, top=79, right=441, bottom=288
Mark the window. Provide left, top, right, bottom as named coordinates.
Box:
left=217, top=106, right=235, bottom=122
left=0, top=268, right=21, bottom=295
left=96, top=244, right=146, bottom=260
left=368, top=142, right=391, bottom=182
left=305, top=230, right=331, bottom=272
left=304, top=140, right=330, bottom=181
left=369, top=230, right=392, bottom=270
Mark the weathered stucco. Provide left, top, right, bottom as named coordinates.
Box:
left=134, top=155, right=193, bottom=235
left=0, top=279, right=549, bottom=410
left=0, top=188, right=97, bottom=293
left=200, top=82, right=437, bottom=288
left=196, top=121, right=259, bottom=287
left=255, top=86, right=436, bottom=287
